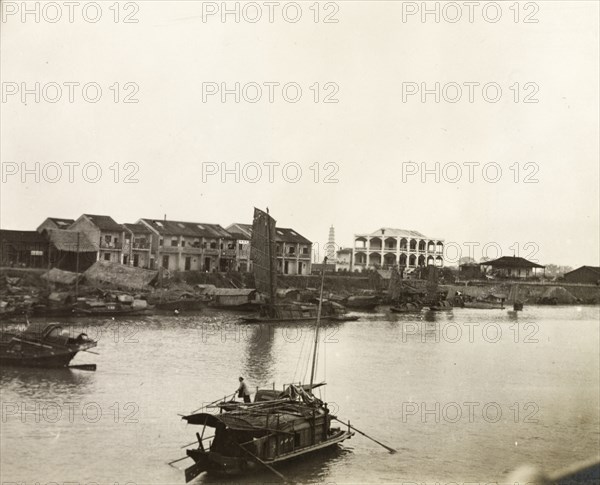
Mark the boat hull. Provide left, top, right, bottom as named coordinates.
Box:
left=0, top=350, right=81, bottom=368
left=185, top=429, right=353, bottom=481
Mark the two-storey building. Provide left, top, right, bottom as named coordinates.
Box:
left=226, top=223, right=253, bottom=272
left=352, top=228, right=444, bottom=271
left=275, top=227, right=312, bottom=275
left=123, top=223, right=154, bottom=269
left=69, top=214, right=126, bottom=263
left=139, top=218, right=236, bottom=272
left=226, top=223, right=313, bottom=275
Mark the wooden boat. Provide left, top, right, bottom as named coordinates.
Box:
left=429, top=300, right=453, bottom=311
left=343, top=295, right=379, bottom=311
left=0, top=322, right=96, bottom=368
left=180, top=241, right=354, bottom=481
left=390, top=302, right=422, bottom=313
left=240, top=208, right=356, bottom=324
left=71, top=300, right=153, bottom=317
left=181, top=386, right=353, bottom=481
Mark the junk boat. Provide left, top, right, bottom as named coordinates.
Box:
left=180, top=245, right=355, bottom=481
left=181, top=384, right=354, bottom=481
left=0, top=322, right=97, bottom=368
left=240, top=208, right=357, bottom=324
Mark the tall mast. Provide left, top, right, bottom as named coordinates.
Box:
left=266, top=208, right=276, bottom=308
left=309, top=257, right=327, bottom=390
left=75, top=232, right=80, bottom=298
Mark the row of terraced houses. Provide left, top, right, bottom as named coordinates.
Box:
left=1, top=214, right=314, bottom=275
left=1, top=214, right=449, bottom=274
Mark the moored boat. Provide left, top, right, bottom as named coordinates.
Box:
left=0, top=322, right=96, bottom=368
left=390, top=302, right=422, bottom=313
left=181, top=384, right=353, bottom=481
left=241, top=208, right=357, bottom=324
left=180, top=241, right=356, bottom=481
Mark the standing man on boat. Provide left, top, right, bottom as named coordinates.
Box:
left=236, top=377, right=251, bottom=403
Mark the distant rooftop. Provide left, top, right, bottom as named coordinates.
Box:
left=48, top=217, right=75, bottom=228
left=83, top=214, right=124, bottom=232
left=140, top=219, right=233, bottom=239
left=228, top=223, right=311, bottom=244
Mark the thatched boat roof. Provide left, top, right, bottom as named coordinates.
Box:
left=41, top=268, right=81, bottom=285
left=84, top=261, right=158, bottom=290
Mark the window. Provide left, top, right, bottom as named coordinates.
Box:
left=159, top=239, right=164, bottom=247
left=185, top=257, right=191, bottom=271
left=155, top=221, right=163, bottom=227
left=104, top=253, right=111, bottom=261
left=228, top=242, right=235, bottom=249
left=238, top=244, right=243, bottom=251
left=210, top=242, right=217, bottom=249
left=178, top=223, right=185, bottom=229
left=171, top=238, right=178, bottom=247
left=302, top=247, right=309, bottom=255
left=104, top=235, right=111, bottom=244
left=193, top=239, right=201, bottom=248
left=162, top=255, right=169, bottom=269
left=197, top=224, right=205, bottom=230
left=181, top=239, right=186, bottom=247
left=288, top=246, right=296, bottom=255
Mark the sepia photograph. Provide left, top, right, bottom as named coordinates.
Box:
left=1, top=1, right=599, bottom=484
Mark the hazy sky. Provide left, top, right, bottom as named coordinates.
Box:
left=1, top=1, right=598, bottom=267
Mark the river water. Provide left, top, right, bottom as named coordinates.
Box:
left=1, top=305, right=598, bottom=485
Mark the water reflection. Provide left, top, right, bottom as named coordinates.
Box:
left=0, top=367, right=96, bottom=399
left=242, top=324, right=275, bottom=385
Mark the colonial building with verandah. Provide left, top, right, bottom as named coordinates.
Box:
left=352, top=228, right=444, bottom=272
left=479, top=256, right=545, bottom=279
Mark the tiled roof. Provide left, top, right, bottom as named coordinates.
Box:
left=48, top=218, right=74, bottom=228
left=564, top=266, right=600, bottom=276
left=123, top=223, right=152, bottom=235
left=140, top=219, right=233, bottom=239
left=228, top=223, right=311, bottom=244
left=480, top=256, right=545, bottom=269
left=83, top=214, right=124, bottom=232
left=0, top=230, right=47, bottom=243
left=226, top=223, right=253, bottom=240
left=46, top=229, right=97, bottom=252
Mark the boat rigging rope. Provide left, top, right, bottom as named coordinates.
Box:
left=292, top=322, right=312, bottom=384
